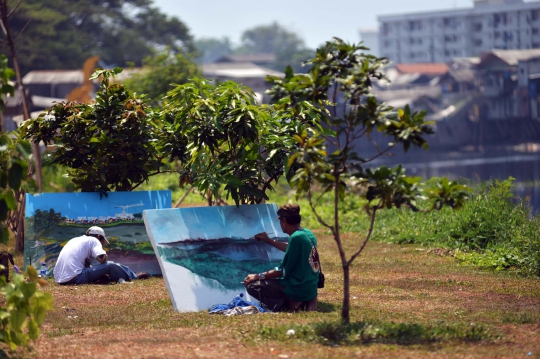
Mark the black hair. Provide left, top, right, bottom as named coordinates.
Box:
left=277, top=203, right=301, bottom=225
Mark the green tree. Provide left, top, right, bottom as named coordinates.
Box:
left=237, top=22, right=314, bottom=72
left=163, top=78, right=305, bottom=206
left=0, top=134, right=52, bottom=351
left=32, top=209, right=64, bottom=233
left=195, top=37, right=234, bottom=63
left=1, top=0, right=195, bottom=74
left=268, top=38, right=471, bottom=323
left=123, top=48, right=200, bottom=106
left=19, top=68, right=169, bottom=195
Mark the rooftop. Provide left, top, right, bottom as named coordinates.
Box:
left=22, top=70, right=85, bottom=84
left=201, top=62, right=282, bottom=79
left=214, top=54, right=276, bottom=64
left=395, top=63, right=449, bottom=75
left=482, top=49, right=540, bottom=65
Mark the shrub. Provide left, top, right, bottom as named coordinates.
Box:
left=372, top=178, right=540, bottom=276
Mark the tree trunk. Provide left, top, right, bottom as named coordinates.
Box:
left=341, top=264, right=350, bottom=323
left=206, top=189, right=212, bottom=206
left=14, top=191, right=25, bottom=253
left=0, top=1, right=43, bottom=193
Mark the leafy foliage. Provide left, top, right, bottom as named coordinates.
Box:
left=0, top=266, right=53, bottom=350
left=373, top=178, right=540, bottom=276
left=238, top=22, right=314, bottom=72
left=195, top=37, right=234, bottom=64
left=0, top=134, right=52, bottom=351
left=0, top=135, right=33, bottom=243
left=123, top=48, right=200, bottom=106
left=162, top=78, right=302, bottom=205
left=20, top=68, right=166, bottom=195
left=1, top=0, right=195, bottom=74
left=195, top=22, right=314, bottom=73
left=0, top=54, right=14, bottom=113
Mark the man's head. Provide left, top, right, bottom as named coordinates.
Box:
left=86, top=226, right=109, bottom=245
left=277, top=203, right=301, bottom=226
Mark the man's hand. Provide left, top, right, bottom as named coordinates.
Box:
left=254, top=232, right=270, bottom=243
left=96, top=254, right=108, bottom=264
left=243, top=274, right=260, bottom=285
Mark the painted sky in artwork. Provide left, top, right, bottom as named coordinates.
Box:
left=26, top=191, right=171, bottom=218
left=144, top=204, right=286, bottom=243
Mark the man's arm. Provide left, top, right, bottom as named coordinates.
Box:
left=254, top=232, right=288, bottom=252
left=243, top=269, right=283, bottom=285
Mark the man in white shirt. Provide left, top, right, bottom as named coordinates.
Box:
left=53, top=226, right=148, bottom=285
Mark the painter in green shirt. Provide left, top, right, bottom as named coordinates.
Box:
left=244, top=203, right=321, bottom=311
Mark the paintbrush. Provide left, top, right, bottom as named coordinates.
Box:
left=248, top=232, right=274, bottom=240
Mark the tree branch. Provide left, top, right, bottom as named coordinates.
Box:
left=307, top=184, right=334, bottom=233
left=364, top=144, right=396, bottom=163
left=347, top=205, right=379, bottom=267
left=14, top=19, right=30, bottom=42
left=8, top=0, right=23, bottom=18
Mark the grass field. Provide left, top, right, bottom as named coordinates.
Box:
left=2, top=228, right=539, bottom=359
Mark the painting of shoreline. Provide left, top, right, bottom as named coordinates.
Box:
left=24, top=191, right=171, bottom=276
left=143, top=204, right=287, bottom=312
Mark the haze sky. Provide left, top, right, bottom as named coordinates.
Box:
left=154, top=0, right=479, bottom=48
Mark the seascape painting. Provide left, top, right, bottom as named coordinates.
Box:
left=24, top=191, right=171, bottom=276
left=143, top=204, right=288, bottom=312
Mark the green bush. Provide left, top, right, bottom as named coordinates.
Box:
left=372, top=178, right=540, bottom=276
left=0, top=267, right=53, bottom=350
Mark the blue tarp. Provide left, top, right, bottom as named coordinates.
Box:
left=209, top=293, right=268, bottom=314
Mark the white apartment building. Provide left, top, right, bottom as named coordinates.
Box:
left=378, top=0, right=540, bottom=64
left=359, top=28, right=380, bottom=57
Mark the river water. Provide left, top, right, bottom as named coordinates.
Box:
left=374, top=149, right=540, bottom=214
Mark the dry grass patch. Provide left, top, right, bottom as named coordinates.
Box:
left=1, top=234, right=539, bottom=358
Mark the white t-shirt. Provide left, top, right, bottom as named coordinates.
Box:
left=53, top=235, right=106, bottom=283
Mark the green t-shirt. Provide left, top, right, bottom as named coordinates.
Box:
left=277, top=228, right=320, bottom=302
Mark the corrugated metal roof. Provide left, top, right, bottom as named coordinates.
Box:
left=22, top=70, right=84, bottom=84
left=448, top=69, right=476, bottom=82
left=31, top=95, right=64, bottom=108
left=214, top=54, right=276, bottom=64
left=202, top=62, right=282, bottom=79
left=395, top=63, right=449, bottom=75
left=482, top=49, right=540, bottom=66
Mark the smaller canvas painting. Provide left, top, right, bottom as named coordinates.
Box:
left=143, top=204, right=287, bottom=312
left=24, top=190, right=171, bottom=276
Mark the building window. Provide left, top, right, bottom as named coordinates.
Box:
left=443, top=18, right=457, bottom=28
left=473, top=23, right=482, bottom=32
left=532, top=10, right=539, bottom=21
left=408, top=20, right=421, bottom=31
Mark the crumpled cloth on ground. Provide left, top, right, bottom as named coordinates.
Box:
left=209, top=294, right=267, bottom=315
left=221, top=305, right=262, bottom=316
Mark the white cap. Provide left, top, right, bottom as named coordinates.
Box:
left=86, top=226, right=109, bottom=244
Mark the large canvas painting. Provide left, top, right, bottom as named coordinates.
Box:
left=24, top=191, right=171, bottom=276
left=143, top=204, right=288, bottom=312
